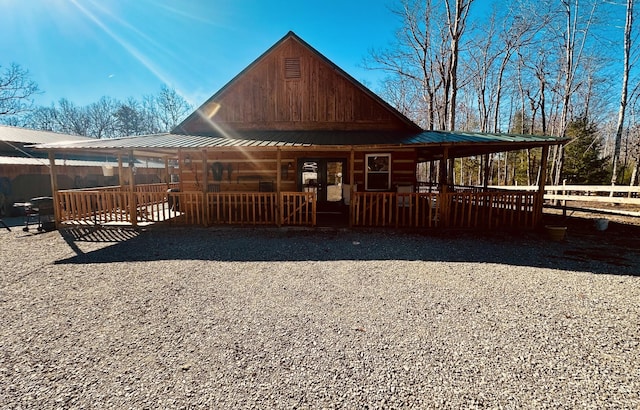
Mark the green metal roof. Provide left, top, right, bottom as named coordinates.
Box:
left=35, top=129, right=564, bottom=150
left=405, top=130, right=564, bottom=145
left=34, top=133, right=310, bottom=151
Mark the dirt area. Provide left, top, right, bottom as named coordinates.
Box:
left=539, top=207, right=640, bottom=270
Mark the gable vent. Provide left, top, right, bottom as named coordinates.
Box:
left=284, top=57, right=301, bottom=79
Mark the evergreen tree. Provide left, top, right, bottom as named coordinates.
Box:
left=562, top=117, right=610, bottom=184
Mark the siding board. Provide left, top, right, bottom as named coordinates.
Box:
left=180, top=34, right=418, bottom=135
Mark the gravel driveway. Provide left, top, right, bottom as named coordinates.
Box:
left=1, top=223, right=639, bottom=409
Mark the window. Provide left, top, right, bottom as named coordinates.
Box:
left=365, top=154, right=391, bottom=191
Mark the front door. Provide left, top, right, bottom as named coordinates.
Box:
left=299, top=158, right=346, bottom=213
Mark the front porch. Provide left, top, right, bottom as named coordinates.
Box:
left=54, top=183, right=539, bottom=230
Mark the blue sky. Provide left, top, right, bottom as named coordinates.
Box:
left=0, top=0, right=400, bottom=108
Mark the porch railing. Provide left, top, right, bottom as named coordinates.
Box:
left=280, top=192, right=316, bottom=226
left=444, top=191, right=536, bottom=229
left=352, top=192, right=439, bottom=228
left=55, top=185, right=537, bottom=230
left=55, top=188, right=315, bottom=227
left=207, top=192, right=278, bottom=225
left=352, top=191, right=536, bottom=229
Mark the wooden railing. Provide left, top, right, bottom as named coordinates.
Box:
left=352, top=192, right=439, bottom=228
left=444, top=191, right=536, bottom=229
left=56, top=185, right=316, bottom=227
left=281, top=192, right=316, bottom=226
left=135, top=182, right=179, bottom=193
left=57, top=190, right=132, bottom=225
left=55, top=184, right=538, bottom=230
left=352, top=191, right=535, bottom=229
left=207, top=192, right=278, bottom=225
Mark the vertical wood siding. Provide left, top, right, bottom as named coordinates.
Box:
left=180, top=37, right=416, bottom=134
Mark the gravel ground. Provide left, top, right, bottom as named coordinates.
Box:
left=0, top=220, right=639, bottom=409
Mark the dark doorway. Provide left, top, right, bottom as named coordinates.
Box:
left=298, top=158, right=348, bottom=225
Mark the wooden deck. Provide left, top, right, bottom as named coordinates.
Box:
left=54, top=184, right=539, bottom=230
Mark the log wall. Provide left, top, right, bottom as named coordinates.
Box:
left=177, top=148, right=418, bottom=194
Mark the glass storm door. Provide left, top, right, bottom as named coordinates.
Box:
left=299, top=159, right=345, bottom=211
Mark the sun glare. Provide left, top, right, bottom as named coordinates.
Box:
left=67, top=0, right=175, bottom=87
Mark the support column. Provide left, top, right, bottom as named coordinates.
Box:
left=164, top=156, right=170, bottom=186
left=129, top=151, right=137, bottom=228
left=48, top=152, right=60, bottom=228
left=534, top=145, right=550, bottom=227
left=202, top=150, right=208, bottom=226
left=276, top=148, right=282, bottom=195
left=349, top=147, right=355, bottom=227
left=201, top=150, right=208, bottom=193
left=439, top=148, right=450, bottom=227
left=483, top=153, right=490, bottom=190
left=118, top=153, right=124, bottom=188
left=439, top=148, right=449, bottom=194
left=448, top=156, right=455, bottom=187
left=276, top=148, right=282, bottom=227
left=177, top=150, right=184, bottom=191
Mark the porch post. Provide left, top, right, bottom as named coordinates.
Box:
left=534, top=145, right=550, bottom=227
left=48, top=151, right=61, bottom=228
left=483, top=153, right=490, bottom=190
left=276, top=148, right=282, bottom=227
left=439, top=148, right=450, bottom=227
left=177, top=149, right=184, bottom=191
left=118, top=153, right=125, bottom=188
left=164, top=156, right=170, bottom=186
left=349, top=147, right=355, bottom=227
left=276, top=148, right=282, bottom=193
left=128, top=150, right=137, bottom=228
left=448, top=156, right=455, bottom=187
left=439, top=148, right=449, bottom=193
left=202, top=150, right=208, bottom=226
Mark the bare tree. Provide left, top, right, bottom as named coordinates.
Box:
left=365, top=0, right=445, bottom=129
left=13, top=84, right=191, bottom=138
left=114, top=98, right=145, bottom=137
left=611, top=0, right=634, bottom=186
left=155, top=85, right=192, bottom=132
left=365, top=0, right=474, bottom=131
left=0, top=63, right=40, bottom=118
left=444, top=0, right=473, bottom=130
left=550, top=0, right=599, bottom=186
left=19, top=106, right=58, bottom=131
left=55, top=99, right=91, bottom=136
left=378, top=75, right=422, bottom=123
left=87, top=96, right=119, bottom=139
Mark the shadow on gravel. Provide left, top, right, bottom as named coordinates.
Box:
left=54, top=216, right=640, bottom=277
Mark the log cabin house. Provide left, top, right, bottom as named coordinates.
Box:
left=35, top=31, right=566, bottom=230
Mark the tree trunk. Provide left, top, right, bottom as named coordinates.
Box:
left=611, top=0, right=633, bottom=187
left=445, top=0, right=472, bottom=131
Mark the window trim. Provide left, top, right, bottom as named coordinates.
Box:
left=365, top=153, right=391, bottom=191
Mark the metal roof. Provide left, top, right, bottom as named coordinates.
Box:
left=34, top=129, right=565, bottom=152
left=34, top=132, right=311, bottom=151
left=0, top=125, right=92, bottom=144
left=404, top=130, right=564, bottom=145
left=0, top=155, right=164, bottom=168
